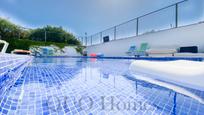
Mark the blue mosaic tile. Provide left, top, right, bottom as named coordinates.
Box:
left=0, top=57, right=204, bottom=115
left=2, top=109, right=8, bottom=114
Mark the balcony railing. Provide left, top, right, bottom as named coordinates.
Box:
left=78, top=0, right=204, bottom=46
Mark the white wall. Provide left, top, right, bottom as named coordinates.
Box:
left=86, top=23, right=204, bottom=57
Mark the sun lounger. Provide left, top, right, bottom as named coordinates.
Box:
left=146, top=48, right=177, bottom=56
left=126, top=46, right=137, bottom=56
left=135, top=43, right=150, bottom=57
left=129, top=60, right=204, bottom=91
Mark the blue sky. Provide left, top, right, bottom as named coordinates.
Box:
left=0, top=0, right=203, bottom=36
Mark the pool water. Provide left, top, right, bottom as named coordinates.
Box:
left=0, top=57, right=204, bottom=115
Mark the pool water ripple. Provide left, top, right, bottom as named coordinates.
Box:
left=0, top=58, right=203, bottom=115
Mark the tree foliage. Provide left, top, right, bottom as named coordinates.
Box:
left=5, top=38, right=69, bottom=53
left=0, top=18, right=21, bottom=39
left=0, top=18, right=81, bottom=46
left=29, top=26, right=80, bottom=45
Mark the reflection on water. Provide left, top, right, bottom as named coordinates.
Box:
left=0, top=58, right=203, bottom=115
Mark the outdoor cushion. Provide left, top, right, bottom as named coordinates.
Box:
left=179, top=46, right=198, bottom=53
left=146, top=49, right=177, bottom=54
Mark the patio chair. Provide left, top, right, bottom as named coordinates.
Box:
left=135, top=43, right=150, bottom=57
left=126, top=46, right=137, bottom=56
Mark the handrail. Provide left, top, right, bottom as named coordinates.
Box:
left=91, top=0, right=187, bottom=36
left=0, top=40, right=9, bottom=53
left=83, top=0, right=189, bottom=46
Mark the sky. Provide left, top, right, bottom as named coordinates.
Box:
left=0, top=0, right=203, bottom=36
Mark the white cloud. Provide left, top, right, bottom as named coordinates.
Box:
left=0, top=10, right=33, bottom=28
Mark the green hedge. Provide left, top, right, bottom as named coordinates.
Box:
left=5, top=38, right=83, bottom=53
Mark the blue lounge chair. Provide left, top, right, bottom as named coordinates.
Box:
left=126, top=46, right=137, bottom=56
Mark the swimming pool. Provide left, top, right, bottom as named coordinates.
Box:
left=0, top=57, right=204, bottom=115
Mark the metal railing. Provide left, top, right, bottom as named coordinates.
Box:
left=79, top=0, right=204, bottom=46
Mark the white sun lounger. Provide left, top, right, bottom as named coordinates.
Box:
left=129, top=60, right=204, bottom=91
left=146, top=48, right=177, bottom=56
